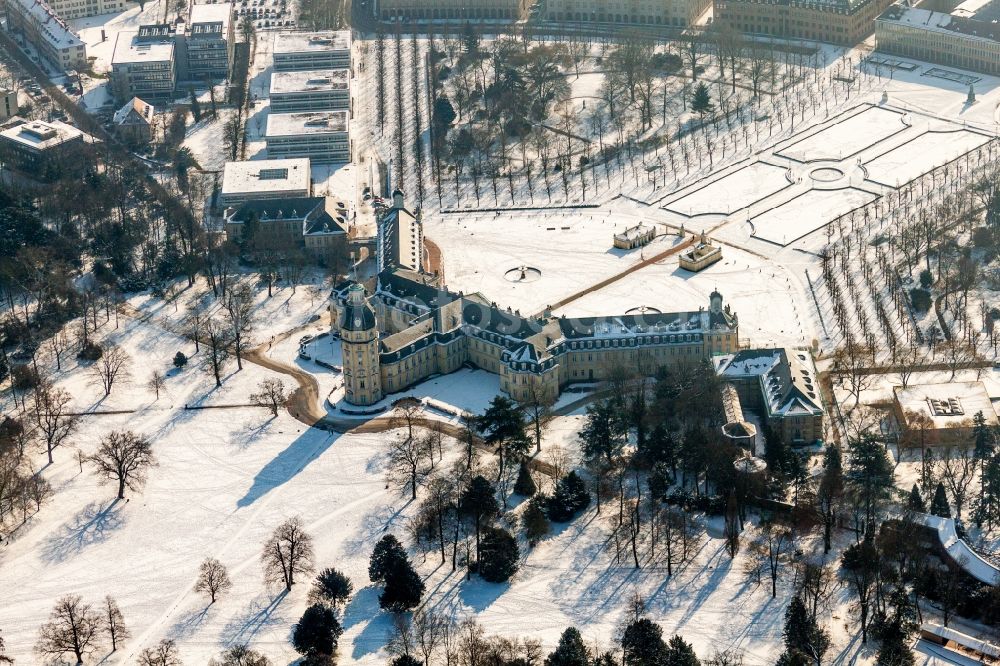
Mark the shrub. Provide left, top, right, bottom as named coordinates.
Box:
left=11, top=364, right=39, bottom=391
left=173, top=351, right=188, bottom=368
left=910, top=288, right=932, bottom=312
left=919, top=269, right=934, bottom=289
left=77, top=341, right=103, bottom=361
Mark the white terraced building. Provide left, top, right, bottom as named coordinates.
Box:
left=269, top=69, right=349, bottom=113
left=220, top=158, right=312, bottom=207
left=46, top=0, right=124, bottom=19
left=273, top=31, right=350, bottom=71
left=265, top=111, right=349, bottom=163
left=3, top=0, right=87, bottom=70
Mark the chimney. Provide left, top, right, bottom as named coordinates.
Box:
left=392, top=188, right=404, bottom=209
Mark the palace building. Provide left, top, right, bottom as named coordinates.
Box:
left=331, top=268, right=741, bottom=406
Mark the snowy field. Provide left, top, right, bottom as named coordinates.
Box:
left=863, top=129, right=993, bottom=187
left=777, top=105, right=908, bottom=162
left=663, top=161, right=791, bottom=217
left=751, top=187, right=878, bottom=246
left=553, top=244, right=817, bottom=349
left=426, top=202, right=684, bottom=315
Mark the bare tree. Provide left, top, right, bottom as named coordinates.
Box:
left=33, top=380, right=78, bottom=464
left=249, top=378, right=286, bottom=417
left=147, top=370, right=167, bottom=400
left=202, top=317, right=232, bottom=387
left=90, top=344, right=132, bottom=397
left=519, top=383, right=554, bottom=454
left=223, top=284, right=255, bottom=371
left=102, top=595, right=129, bottom=652
left=212, top=644, right=271, bottom=666
left=35, top=595, right=102, bottom=664
left=940, top=445, right=977, bottom=519
left=195, top=557, right=233, bottom=604
left=834, top=340, right=876, bottom=408
left=748, top=524, right=791, bottom=598
left=137, top=638, right=183, bottom=666
left=386, top=431, right=427, bottom=501
left=48, top=329, right=69, bottom=372
left=87, top=430, right=156, bottom=500
left=261, top=516, right=314, bottom=590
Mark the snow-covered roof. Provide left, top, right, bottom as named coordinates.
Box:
left=112, top=31, right=174, bottom=65
left=222, top=158, right=311, bottom=197
left=878, top=4, right=1000, bottom=43
left=265, top=111, right=348, bottom=137
left=894, top=382, right=999, bottom=430
left=715, top=348, right=823, bottom=418
left=273, top=30, right=349, bottom=54
left=113, top=97, right=154, bottom=126
left=188, top=3, right=231, bottom=34
left=7, top=0, right=84, bottom=50
left=270, top=69, right=349, bottom=95
left=910, top=513, right=1000, bottom=585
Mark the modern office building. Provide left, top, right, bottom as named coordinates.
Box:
left=714, top=0, right=895, bottom=45
left=185, top=3, right=235, bottom=80
left=0, top=90, right=19, bottom=122
left=0, top=118, right=85, bottom=179
left=540, top=0, right=709, bottom=27
left=273, top=31, right=350, bottom=71
left=110, top=27, right=177, bottom=102
left=269, top=69, right=349, bottom=112
left=221, top=158, right=313, bottom=207
left=875, top=3, right=1000, bottom=75
left=265, top=111, right=349, bottom=163
left=3, top=0, right=87, bottom=71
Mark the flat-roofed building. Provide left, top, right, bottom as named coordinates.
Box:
left=714, top=0, right=895, bottom=45
left=376, top=0, right=526, bottom=21
left=273, top=31, right=350, bottom=71
left=185, top=3, right=235, bottom=80
left=3, top=0, right=87, bottom=71
left=265, top=111, right=349, bottom=163
left=269, top=69, right=349, bottom=112
left=0, top=118, right=86, bottom=179
left=221, top=158, right=312, bottom=207
left=0, top=90, right=19, bottom=122
left=875, top=4, right=1000, bottom=76
left=541, top=0, right=709, bottom=28
left=110, top=27, right=176, bottom=102
left=894, top=381, right=999, bottom=445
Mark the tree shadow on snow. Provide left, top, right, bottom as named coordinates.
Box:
left=40, top=499, right=126, bottom=563
left=167, top=605, right=210, bottom=640
left=219, top=589, right=289, bottom=647
left=341, top=585, right=381, bottom=631
left=235, top=430, right=340, bottom=508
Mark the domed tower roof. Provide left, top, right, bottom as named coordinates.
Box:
left=340, top=283, right=377, bottom=332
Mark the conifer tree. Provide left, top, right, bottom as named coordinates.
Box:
left=478, top=526, right=519, bottom=582
left=907, top=484, right=926, bottom=513
left=931, top=482, right=951, bottom=518
left=292, top=604, right=342, bottom=662
left=545, top=627, right=589, bottom=666
left=513, top=461, right=537, bottom=497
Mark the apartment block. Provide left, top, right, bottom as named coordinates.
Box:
left=269, top=69, right=349, bottom=112
left=265, top=111, right=350, bottom=163
left=4, top=0, right=87, bottom=71
left=273, top=31, right=350, bottom=71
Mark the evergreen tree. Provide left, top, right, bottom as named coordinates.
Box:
left=523, top=495, right=550, bottom=545
left=173, top=351, right=188, bottom=368
left=546, top=471, right=591, bottom=522
left=782, top=596, right=829, bottom=665
left=309, top=568, right=353, bottom=609
left=817, top=444, right=844, bottom=553
left=981, top=452, right=1000, bottom=528
left=621, top=618, right=667, bottom=666
left=461, top=21, right=480, bottom=53
left=369, top=534, right=407, bottom=584
left=545, top=627, right=589, bottom=666
left=906, top=484, right=926, bottom=513
left=931, top=482, right=951, bottom=518
left=379, top=556, right=425, bottom=612
left=460, top=475, right=500, bottom=561
left=189, top=87, right=202, bottom=122
left=664, top=635, right=700, bottom=666
left=776, top=651, right=811, bottom=666
left=478, top=526, right=519, bottom=582
left=690, top=82, right=714, bottom=116
left=647, top=462, right=673, bottom=503
left=847, top=435, right=894, bottom=538
left=291, top=604, right=342, bottom=662
left=478, top=395, right=532, bottom=482
left=513, top=461, right=537, bottom=497
left=432, top=95, right=457, bottom=131
left=390, top=656, right=422, bottom=666
left=640, top=423, right=678, bottom=473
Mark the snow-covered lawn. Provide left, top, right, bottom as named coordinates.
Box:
left=426, top=201, right=684, bottom=315
left=777, top=105, right=908, bottom=162
left=863, top=129, right=993, bottom=187
left=663, top=161, right=792, bottom=217
left=752, top=187, right=878, bottom=246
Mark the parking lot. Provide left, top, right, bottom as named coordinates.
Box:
left=236, top=0, right=298, bottom=31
